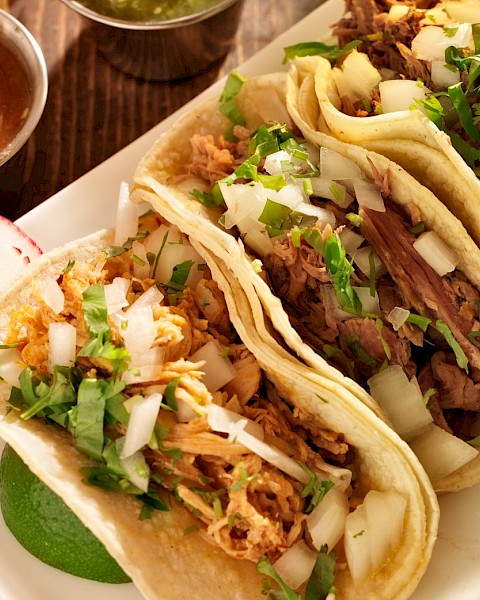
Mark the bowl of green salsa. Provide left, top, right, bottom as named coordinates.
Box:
left=58, top=0, right=245, bottom=81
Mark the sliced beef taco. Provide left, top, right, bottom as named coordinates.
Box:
left=289, top=1, right=480, bottom=245
left=131, top=70, right=480, bottom=493
left=0, top=209, right=438, bottom=599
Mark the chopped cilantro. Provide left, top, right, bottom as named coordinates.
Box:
left=283, top=39, right=362, bottom=65
left=163, top=377, right=179, bottom=412
left=219, top=70, right=248, bottom=126
left=104, top=232, right=148, bottom=258
left=305, top=546, right=337, bottom=600
left=256, top=556, right=301, bottom=600
left=435, top=320, right=469, bottom=373
left=300, top=467, right=334, bottom=514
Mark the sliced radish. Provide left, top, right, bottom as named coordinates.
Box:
left=0, top=216, right=42, bottom=292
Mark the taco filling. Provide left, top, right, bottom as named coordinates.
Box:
left=330, top=1, right=480, bottom=172
left=0, top=211, right=408, bottom=595
left=177, top=117, right=479, bottom=481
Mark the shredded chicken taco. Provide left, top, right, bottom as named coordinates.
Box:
left=0, top=206, right=438, bottom=599
left=131, top=70, right=480, bottom=493
left=286, top=0, right=480, bottom=245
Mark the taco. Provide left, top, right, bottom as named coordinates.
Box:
left=131, top=70, right=480, bottom=493
left=289, top=0, right=480, bottom=245
left=0, top=208, right=438, bottom=599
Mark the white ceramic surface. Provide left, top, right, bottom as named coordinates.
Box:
left=2, top=1, right=479, bottom=598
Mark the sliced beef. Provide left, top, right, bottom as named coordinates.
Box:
left=360, top=206, right=480, bottom=370
left=431, top=352, right=480, bottom=412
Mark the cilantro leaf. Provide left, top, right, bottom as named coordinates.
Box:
left=256, top=556, right=301, bottom=600
left=219, top=70, right=248, bottom=126
left=435, top=320, right=469, bottom=373
left=283, top=39, right=362, bottom=65
left=305, top=546, right=337, bottom=600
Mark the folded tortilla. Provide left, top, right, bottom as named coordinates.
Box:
left=303, top=1, right=480, bottom=246
left=0, top=217, right=438, bottom=599
left=131, top=71, right=480, bottom=493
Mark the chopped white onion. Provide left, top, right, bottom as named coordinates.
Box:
left=264, top=150, right=296, bottom=176
left=444, top=1, right=480, bottom=23
left=353, top=246, right=386, bottom=278
left=339, top=229, right=364, bottom=255
left=387, top=306, right=410, bottom=331
left=352, top=287, right=380, bottom=316
left=116, top=438, right=150, bottom=493
left=129, top=346, right=165, bottom=368
left=131, top=239, right=151, bottom=280
left=176, top=397, right=197, bottom=423
left=235, top=427, right=310, bottom=484
left=411, top=24, right=473, bottom=61
left=379, top=79, right=427, bottom=114
left=273, top=541, right=317, bottom=591
left=310, top=178, right=354, bottom=209
left=353, top=179, right=385, bottom=212
left=190, top=340, right=236, bottom=392
left=388, top=4, right=410, bottom=19
left=422, top=6, right=450, bottom=26
left=409, top=423, right=478, bottom=481
left=294, top=201, right=336, bottom=230
left=430, top=60, right=460, bottom=89
left=144, top=223, right=204, bottom=289
left=332, top=50, right=382, bottom=103
left=122, top=364, right=165, bottom=385
left=0, top=348, right=23, bottom=386
left=368, top=365, right=433, bottom=440
left=344, top=490, right=406, bottom=584
left=121, top=392, right=162, bottom=458
left=220, top=182, right=269, bottom=232
left=319, top=147, right=365, bottom=181
left=128, top=285, right=164, bottom=312
left=37, top=276, right=65, bottom=314
left=307, top=488, right=349, bottom=551
left=207, top=403, right=265, bottom=440
left=413, top=231, right=458, bottom=276
left=118, top=305, right=157, bottom=356
left=115, top=181, right=138, bottom=246
left=243, top=229, right=274, bottom=258
left=48, top=322, right=77, bottom=371
left=104, top=277, right=130, bottom=315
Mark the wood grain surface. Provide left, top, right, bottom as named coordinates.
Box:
left=0, top=0, right=327, bottom=220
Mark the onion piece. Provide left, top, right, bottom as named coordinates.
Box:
left=37, top=276, right=65, bottom=314
left=115, top=181, right=138, bottom=246
left=190, top=340, right=236, bottom=392
left=307, top=488, right=349, bottom=551
left=220, top=182, right=268, bottom=232
left=264, top=150, right=296, bottom=175
left=409, top=423, right=478, bottom=481
left=122, top=364, right=165, bottom=385
left=368, top=365, right=433, bottom=440
left=352, top=287, right=380, bottom=316
left=116, top=438, right=150, bottom=493
left=0, top=348, right=23, bottom=386
left=121, top=392, right=162, bottom=458
left=353, top=246, right=386, bottom=278
left=332, top=50, right=382, bottom=103
left=413, top=231, right=458, bottom=276
left=128, top=285, right=164, bottom=312
left=273, top=541, right=317, bottom=590
left=243, top=230, right=274, bottom=258
left=430, top=60, right=460, bottom=89
left=118, top=305, right=157, bottom=356
left=207, top=403, right=265, bottom=440
left=339, top=228, right=364, bottom=255
left=353, top=179, right=385, bottom=212
left=412, top=24, right=473, bottom=61
left=344, top=490, right=406, bottom=584
left=388, top=4, right=410, bottom=19
left=319, top=147, right=365, bottom=181
left=104, top=277, right=130, bottom=315
left=310, top=178, right=354, bottom=209
left=235, top=427, right=310, bottom=484
left=48, top=322, right=77, bottom=371
left=131, top=239, right=151, bottom=280
left=379, top=79, right=427, bottom=114
left=387, top=306, right=410, bottom=331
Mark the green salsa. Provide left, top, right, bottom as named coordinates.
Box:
left=78, top=0, right=224, bottom=22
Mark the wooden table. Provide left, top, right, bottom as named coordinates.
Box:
left=1, top=0, right=327, bottom=221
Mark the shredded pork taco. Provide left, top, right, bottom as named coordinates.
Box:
left=288, top=0, right=480, bottom=245
left=131, top=70, right=480, bottom=493
left=0, top=207, right=438, bottom=599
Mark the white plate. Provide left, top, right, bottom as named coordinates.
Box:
left=2, top=0, right=480, bottom=598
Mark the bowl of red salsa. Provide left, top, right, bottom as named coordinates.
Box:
left=58, top=0, right=245, bottom=81
left=0, top=10, right=48, bottom=168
